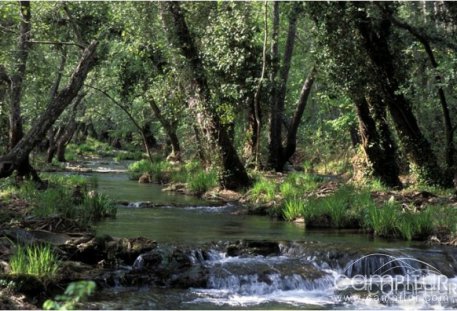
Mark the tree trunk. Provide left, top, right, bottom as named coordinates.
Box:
left=148, top=98, right=181, bottom=161
left=46, top=127, right=60, bottom=163
left=160, top=2, right=250, bottom=189
left=0, top=70, right=9, bottom=150
left=141, top=122, right=158, bottom=153
left=356, top=7, right=448, bottom=186
left=245, top=96, right=259, bottom=163
left=247, top=1, right=269, bottom=166
left=388, top=14, right=455, bottom=172
left=354, top=93, right=402, bottom=188
left=55, top=93, right=85, bottom=162
left=267, top=1, right=282, bottom=171
left=9, top=1, right=31, bottom=150
left=0, top=41, right=98, bottom=179
left=282, top=68, right=315, bottom=165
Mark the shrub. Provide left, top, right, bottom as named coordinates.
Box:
left=43, top=280, right=96, bottom=310
left=187, top=170, right=218, bottom=194
left=10, top=244, right=59, bottom=279
left=128, top=159, right=153, bottom=179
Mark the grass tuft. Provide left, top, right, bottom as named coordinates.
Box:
left=251, top=179, right=277, bottom=202
left=10, top=244, right=59, bottom=279
left=187, top=169, right=218, bottom=194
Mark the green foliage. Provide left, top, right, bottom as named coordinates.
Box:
left=66, top=138, right=115, bottom=159
left=187, top=169, right=218, bottom=194
left=43, top=174, right=88, bottom=188
left=80, top=192, right=117, bottom=223
left=279, top=182, right=300, bottom=200
left=43, top=281, right=96, bottom=310
left=10, top=244, right=59, bottom=280
left=322, top=187, right=351, bottom=228
left=364, top=201, right=399, bottom=238
left=285, top=172, right=323, bottom=192
left=283, top=198, right=305, bottom=221
left=113, top=150, right=144, bottom=162
left=251, top=179, right=277, bottom=202
left=32, top=187, right=72, bottom=218
left=128, top=159, right=171, bottom=183
left=364, top=178, right=388, bottom=192
left=14, top=176, right=115, bottom=226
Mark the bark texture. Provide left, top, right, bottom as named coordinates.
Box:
left=160, top=1, right=250, bottom=189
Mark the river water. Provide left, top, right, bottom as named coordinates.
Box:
left=63, top=162, right=457, bottom=310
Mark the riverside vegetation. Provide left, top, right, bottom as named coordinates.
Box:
left=1, top=1, right=457, bottom=310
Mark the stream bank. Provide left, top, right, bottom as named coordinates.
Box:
left=2, top=159, right=457, bottom=309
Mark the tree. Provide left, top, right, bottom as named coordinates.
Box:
left=268, top=2, right=316, bottom=171
left=159, top=2, right=250, bottom=189
left=0, top=41, right=98, bottom=179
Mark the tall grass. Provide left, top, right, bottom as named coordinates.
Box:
left=33, top=187, right=72, bottom=218
left=364, top=201, right=399, bottom=237
left=283, top=199, right=305, bottom=221
left=251, top=179, right=277, bottom=201
left=80, top=192, right=117, bottom=223
left=10, top=244, right=59, bottom=279
left=323, top=188, right=351, bottom=228
left=187, top=170, right=218, bottom=194
left=279, top=182, right=300, bottom=200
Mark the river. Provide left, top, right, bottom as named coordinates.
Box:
left=61, top=161, right=457, bottom=309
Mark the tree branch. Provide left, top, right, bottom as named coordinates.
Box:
left=27, top=40, right=85, bottom=49
left=379, top=5, right=457, bottom=52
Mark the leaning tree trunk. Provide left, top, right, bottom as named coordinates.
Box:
left=148, top=98, right=181, bottom=162
left=0, top=41, right=98, bottom=179
left=281, top=68, right=315, bottom=167
left=46, top=127, right=60, bottom=163
left=356, top=6, right=449, bottom=186
left=160, top=2, right=250, bottom=189
left=55, top=93, right=85, bottom=162
left=56, top=121, right=78, bottom=162
left=141, top=122, right=158, bottom=153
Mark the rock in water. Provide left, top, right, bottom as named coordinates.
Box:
left=138, top=173, right=152, bottom=183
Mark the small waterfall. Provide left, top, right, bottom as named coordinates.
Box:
left=132, top=254, right=144, bottom=270
left=207, top=272, right=334, bottom=295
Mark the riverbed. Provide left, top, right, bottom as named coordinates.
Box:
left=60, top=161, right=457, bottom=309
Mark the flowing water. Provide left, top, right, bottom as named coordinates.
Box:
left=64, top=161, right=457, bottom=310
